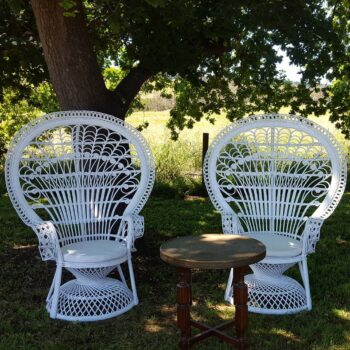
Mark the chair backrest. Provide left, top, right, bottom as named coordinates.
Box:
left=204, top=114, right=347, bottom=239
left=6, top=111, right=155, bottom=246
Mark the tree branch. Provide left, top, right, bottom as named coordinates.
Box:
left=113, top=64, right=155, bottom=116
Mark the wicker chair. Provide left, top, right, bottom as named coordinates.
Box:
left=5, top=110, right=155, bottom=321
left=204, top=114, right=346, bottom=314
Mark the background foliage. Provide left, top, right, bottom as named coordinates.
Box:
left=0, top=83, right=58, bottom=158
left=1, top=0, right=349, bottom=138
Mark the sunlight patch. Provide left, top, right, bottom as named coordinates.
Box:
left=13, top=244, right=36, bottom=250
left=144, top=320, right=162, bottom=333
left=333, top=308, right=350, bottom=321
left=271, top=328, right=301, bottom=342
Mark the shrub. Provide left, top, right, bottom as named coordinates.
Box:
left=0, top=83, right=59, bottom=194
left=151, top=139, right=203, bottom=197
left=0, top=82, right=60, bottom=159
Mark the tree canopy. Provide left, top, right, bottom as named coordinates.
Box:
left=1, top=0, right=349, bottom=138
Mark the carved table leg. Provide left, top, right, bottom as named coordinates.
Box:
left=234, top=267, right=248, bottom=350
left=177, top=267, right=192, bottom=349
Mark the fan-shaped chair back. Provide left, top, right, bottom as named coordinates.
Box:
left=6, top=111, right=155, bottom=247
left=204, top=114, right=346, bottom=240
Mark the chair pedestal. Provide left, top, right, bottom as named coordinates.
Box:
left=245, top=273, right=308, bottom=315
left=227, top=262, right=308, bottom=315
left=46, top=267, right=135, bottom=321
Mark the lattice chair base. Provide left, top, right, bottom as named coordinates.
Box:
left=245, top=274, right=308, bottom=314
left=225, top=259, right=311, bottom=314
left=226, top=273, right=308, bottom=315
left=46, top=278, right=135, bottom=322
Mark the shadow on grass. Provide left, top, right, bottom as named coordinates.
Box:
left=0, top=193, right=350, bottom=349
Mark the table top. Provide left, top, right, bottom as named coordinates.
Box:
left=160, top=234, right=266, bottom=269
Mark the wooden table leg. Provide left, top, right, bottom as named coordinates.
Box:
left=234, top=267, right=248, bottom=350
left=177, top=267, right=192, bottom=349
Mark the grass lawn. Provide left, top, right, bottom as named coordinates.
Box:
left=0, top=191, right=349, bottom=350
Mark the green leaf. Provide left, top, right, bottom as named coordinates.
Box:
left=58, top=0, right=76, bottom=11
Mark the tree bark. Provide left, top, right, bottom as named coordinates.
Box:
left=30, top=0, right=152, bottom=119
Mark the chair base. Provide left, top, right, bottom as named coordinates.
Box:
left=246, top=274, right=308, bottom=314
left=226, top=273, right=308, bottom=315
left=46, top=277, right=135, bottom=321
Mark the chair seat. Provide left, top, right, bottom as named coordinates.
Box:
left=249, top=233, right=302, bottom=258
left=62, top=240, right=128, bottom=263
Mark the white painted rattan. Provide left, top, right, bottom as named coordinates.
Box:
left=204, top=114, right=347, bottom=314
left=5, top=110, right=155, bottom=321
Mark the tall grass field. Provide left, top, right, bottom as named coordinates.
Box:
left=128, top=110, right=350, bottom=195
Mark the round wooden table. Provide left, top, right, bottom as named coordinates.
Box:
left=160, top=234, right=266, bottom=350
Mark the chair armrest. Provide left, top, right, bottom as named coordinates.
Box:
left=301, top=217, right=324, bottom=254
left=32, top=221, right=61, bottom=261
left=119, top=215, right=144, bottom=251
left=222, top=213, right=244, bottom=235
left=131, top=214, right=145, bottom=239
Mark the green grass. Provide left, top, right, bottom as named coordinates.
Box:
left=0, top=192, right=350, bottom=350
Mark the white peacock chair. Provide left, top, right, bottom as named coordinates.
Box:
left=204, top=114, right=347, bottom=314
left=5, top=110, right=155, bottom=321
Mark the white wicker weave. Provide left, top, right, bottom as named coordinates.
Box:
left=5, top=110, right=155, bottom=321
left=204, top=114, right=347, bottom=314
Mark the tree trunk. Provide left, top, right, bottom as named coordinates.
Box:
left=30, top=0, right=154, bottom=235
left=30, top=0, right=152, bottom=118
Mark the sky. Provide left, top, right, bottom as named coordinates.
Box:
left=276, top=50, right=301, bottom=83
